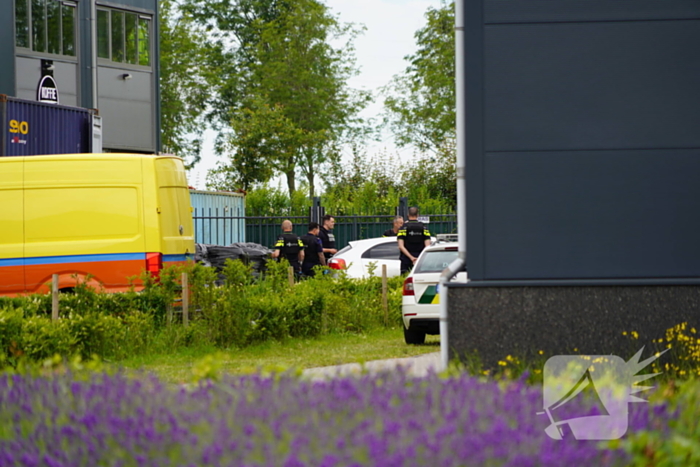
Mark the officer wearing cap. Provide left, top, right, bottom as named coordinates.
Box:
left=272, top=220, right=305, bottom=273
left=397, top=207, right=431, bottom=274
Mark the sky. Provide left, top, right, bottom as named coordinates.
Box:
left=186, top=0, right=445, bottom=190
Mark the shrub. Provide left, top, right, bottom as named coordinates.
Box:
left=0, top=259, right=405, bottom=366
left=19, top=316, right=77, bottom=361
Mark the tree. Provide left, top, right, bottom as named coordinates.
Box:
left=183, top=0, right=369, bottom=195
left=208, top=98, right=299, bottom=191
left=159, top=0, right=212, bottom=167
left=382, top=1, right=455, bottom=154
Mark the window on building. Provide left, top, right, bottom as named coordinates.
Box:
left=138, top=17, right=150, bottom=66
left=111, top=10, right=125, bottom=62
left=97, top=7, right=151, bottom=67
left=97, top=10, right=110, bottom=59
left=15, top=0, right=76, bottom=57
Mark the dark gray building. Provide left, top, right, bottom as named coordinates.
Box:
left=1, top=0, right=160, bottom=153
left=445, top=0, right=700, bottom=369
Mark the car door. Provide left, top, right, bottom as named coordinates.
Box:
left=360, top=241, right=401, bottom=277
left=0, top=157, right=24, bottom=294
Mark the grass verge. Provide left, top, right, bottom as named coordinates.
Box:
left=117, top=327, right=440, bottom=383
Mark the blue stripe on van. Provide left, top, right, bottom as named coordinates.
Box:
left=23, top=253, right=147, bottom=266
left=0, top=258, right=24, bottom=267
left=163, top=254, right=194, bottom=262
left=1, top=253, right=193, bottom=268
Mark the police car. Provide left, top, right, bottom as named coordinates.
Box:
left=401, top=235, right=467, bottom=344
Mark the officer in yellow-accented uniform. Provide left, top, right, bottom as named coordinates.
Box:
left=397, top=207, right=431, bottom=274
left=272, top=220, right=305, bottom=273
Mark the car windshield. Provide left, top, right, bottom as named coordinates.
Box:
left=414, top=249, right=458, bottom=274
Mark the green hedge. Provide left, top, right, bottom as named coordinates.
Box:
left=0, top=260, right=404, bottom=368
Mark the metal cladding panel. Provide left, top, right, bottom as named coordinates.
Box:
left=2, top=97, right=93, bottom=156
left=465, top=1, right=700, bottom=282
left=0, top=1, right=14, bottom=96
left=190, top=190, right=246, bottom=245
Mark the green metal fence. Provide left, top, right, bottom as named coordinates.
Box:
left=193, top=199, right=457, bottom=248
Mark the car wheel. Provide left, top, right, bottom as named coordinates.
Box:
left=404, top=326, right=426, bottom=345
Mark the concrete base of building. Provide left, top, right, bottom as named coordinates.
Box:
left=446, top=283, right=700, bottom=370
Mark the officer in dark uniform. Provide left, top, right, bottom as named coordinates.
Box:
left=272, top=220, right=305, bottom=273
left=397, top=207, right=431, bottom=274
left=318, top=214, right=337, bottom=261
left=382, top=216, right=404, bottom=237
left=301, top=222, right=326, bottom=276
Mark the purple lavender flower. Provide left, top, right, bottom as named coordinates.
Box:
left=0, top=370, right=669, bottom=466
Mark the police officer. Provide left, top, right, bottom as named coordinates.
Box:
left=300, top=222, right=326, bottom=277
left=272, top=220, right=305, bottom=272
left=318, top=214, right=337, bottom=261
left=382, top=216, right=404, bottom=237
left=397, top=207, right=431, bottom=274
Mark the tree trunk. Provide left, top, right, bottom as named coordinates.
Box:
left=307, top=165, right=315, bottom=198
left=285, top=169, right=296, bottom=195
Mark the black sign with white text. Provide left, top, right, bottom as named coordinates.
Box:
left=37, top=75, right=59, bottom=104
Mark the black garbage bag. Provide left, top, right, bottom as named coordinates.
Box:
left=206, top=244, right=245, bottom=270
left=230, top=242, right=273, bottom=278
left=194, top=243, right=210, bottom=267
left=195, top=242, right=272, bottom=282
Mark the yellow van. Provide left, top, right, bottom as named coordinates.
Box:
left=0, top=153, right=195, bottom=295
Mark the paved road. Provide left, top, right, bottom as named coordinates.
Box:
left=302, top=352, right=442, bottom=380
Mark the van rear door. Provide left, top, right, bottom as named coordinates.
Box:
left=154, top=158, right=195, bottom=262
left=0, top=158, right=24, bottom=294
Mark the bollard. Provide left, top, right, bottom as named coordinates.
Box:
left=382, top=264, right=388, bottom=326
left=182, top=272, right=189, bottom=328
left=52, top=274, right=59, bottom=321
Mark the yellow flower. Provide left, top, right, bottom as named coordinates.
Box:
left=498, top=361, right=507, bottom=366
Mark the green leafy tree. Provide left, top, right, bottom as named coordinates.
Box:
left=208, top=98, right=300, bottom=191
left=382, top=1, right=455, bottom=154
left=159, top=0, right=212, bottom=167
left=183, top=0, right=369, bottom=195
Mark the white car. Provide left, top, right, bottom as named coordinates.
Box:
left=402, top=236, right=467, bottom=344
left=328, top=237, right=401, bottom=279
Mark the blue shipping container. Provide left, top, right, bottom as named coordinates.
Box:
left=1, top=95, right=94, bottom=156
left=190, top=190, right=246, bottom=245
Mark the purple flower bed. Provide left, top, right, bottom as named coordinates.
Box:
left=0, top=370, right=667, bottom=466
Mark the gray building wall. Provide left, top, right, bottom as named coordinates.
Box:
left=465, top=1, right=700, bottom=283
left=97, top=66, right=155, bottom=151
left=447, top=0, right=700, bottom=367
left=96, top=0, right=158, bottom=153
left=16, top=57, right=79, bottom=107
left=78, top=0, right=95, bottom=109
left=0, top=2, right=15, bottom=95
left=5, top=0, right=160, bottom=153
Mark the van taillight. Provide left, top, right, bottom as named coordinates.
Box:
left=146, top=252, right=163, bottom=279
left=329, top=258, right=346, bottom=270
left=403, top=277, right=414, bottom=296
